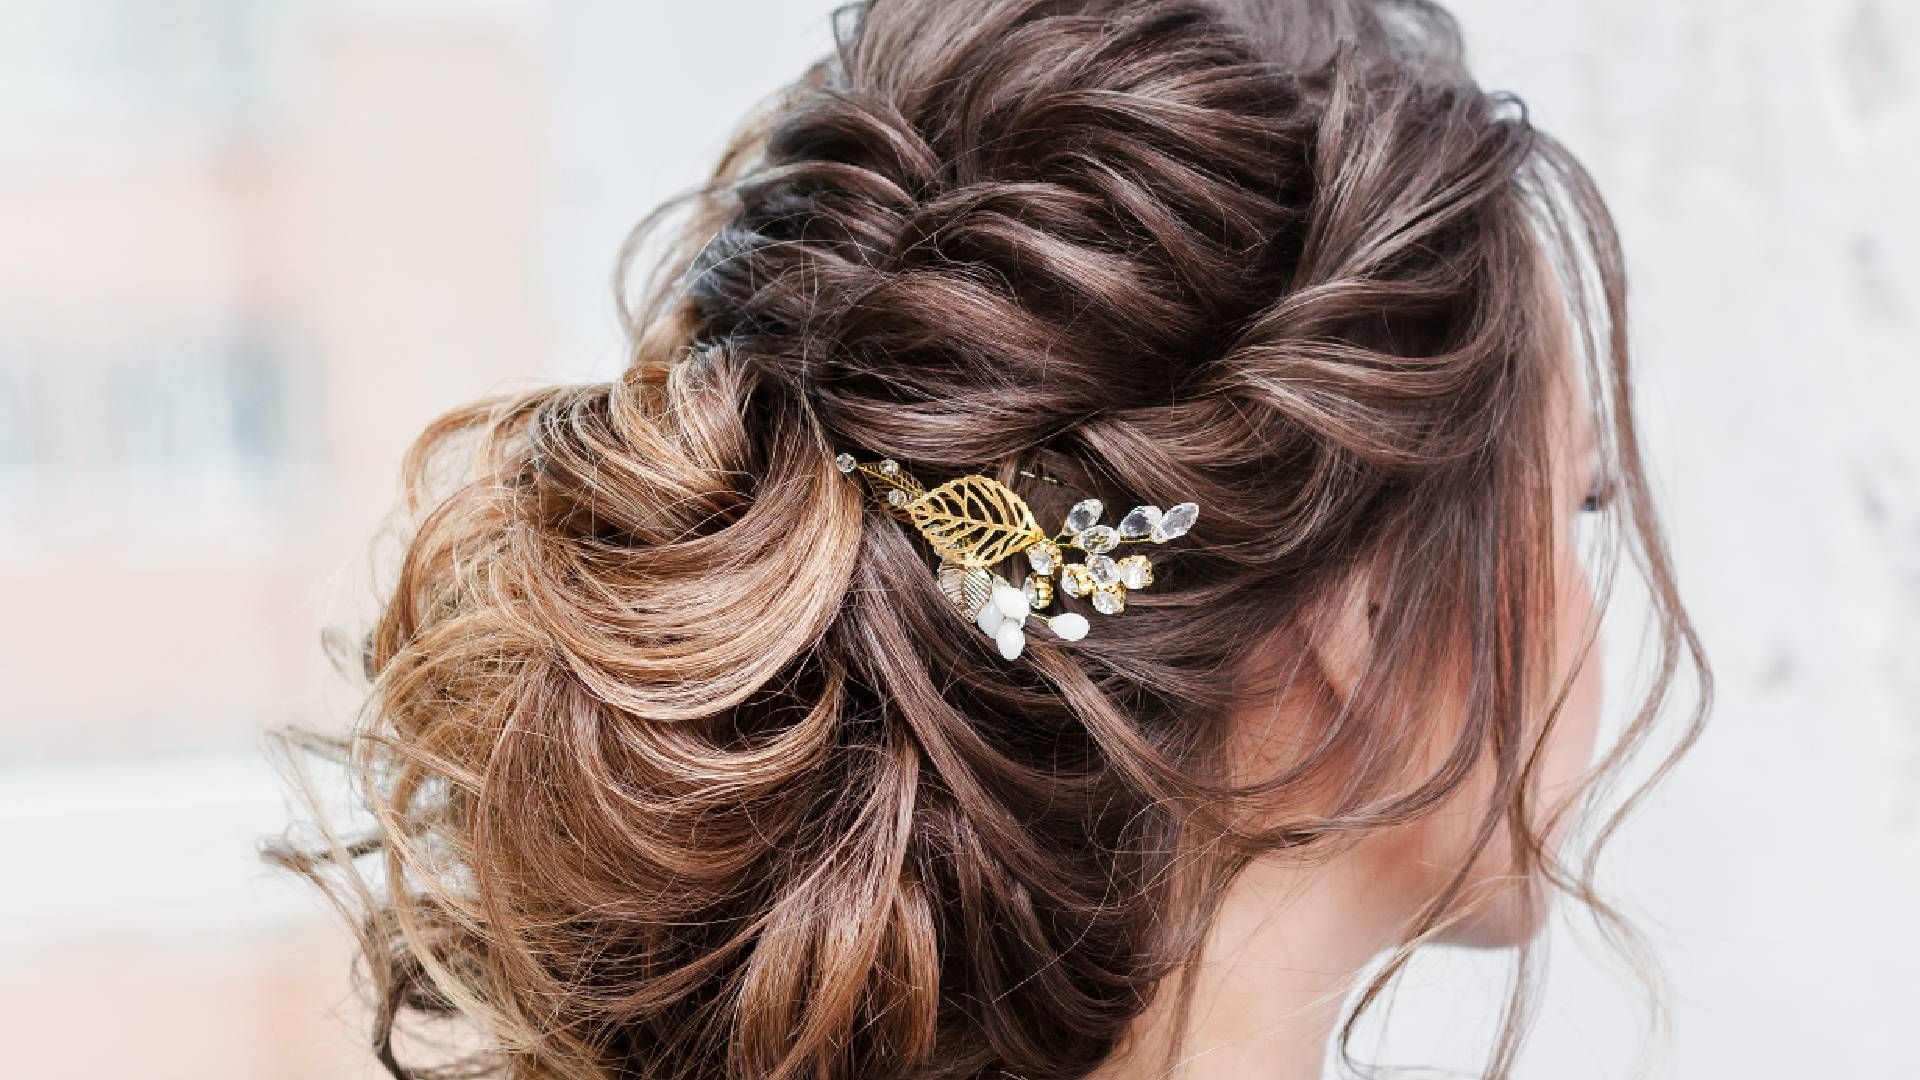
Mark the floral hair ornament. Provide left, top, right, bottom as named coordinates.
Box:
left=835, top=451, right=1198, bottom=661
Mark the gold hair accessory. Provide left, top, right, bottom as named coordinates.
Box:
left=835, top=452, right=1198, bottom=660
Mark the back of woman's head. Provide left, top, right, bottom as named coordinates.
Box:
left=271, top=1, right=1707, bottom=1077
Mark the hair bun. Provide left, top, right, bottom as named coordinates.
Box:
left=268, top=3, right=1683, bottom=1078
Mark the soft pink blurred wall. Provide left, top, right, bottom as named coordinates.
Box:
left=3, top=4, right=545, bottom=1075
left=0, top=2, right=842, bottom=1074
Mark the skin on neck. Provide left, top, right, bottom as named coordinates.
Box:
left=1091, top=836, right=1405, bottom=1080
left=1090, top=352, right=1602, bottom=1078
left=1084, top=578, right=1401, bottom=1080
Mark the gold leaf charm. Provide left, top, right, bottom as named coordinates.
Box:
left=906, top=475, right=1046, bottom=569
left=837, top=449, right=1202, bottom=657
left=936, top=562, right=995, bottom=618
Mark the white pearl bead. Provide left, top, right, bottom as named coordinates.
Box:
left=1048, top=612, right=1089, bottom=641
left=976, top=602, right=1004, bottom=636
left=995, top=620, right=1026, bottom=660
left=991, top=584, right=1029, bottom=622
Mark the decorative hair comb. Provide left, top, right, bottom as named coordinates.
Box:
left=836, top=452, right=1197, bottom=660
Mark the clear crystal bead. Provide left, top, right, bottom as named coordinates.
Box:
left=887, top=488, right=909, bottom=507
left=1022, top=575, right=1053, bottom=609
left=1091, top=585, right=1126, bottom=615
left=835, top=452, right=857, bottom=474
left=1060, top=564, right=1094, bottom=598
left=1088, top=555, right=1119, bottom=586
left=1118, top=505, right=1162, bottom=538
left=1076, top=525, right=1119, bottom=554
left=1064, top=499, right=1103, bottom=533
left=879, top=458, right=900, bottom=476
left=1117, top=554, right=1153, bottom=589
left=1026, top=541, right=1060, bottom=575
left=1152, top=502, right=1198, bottom=542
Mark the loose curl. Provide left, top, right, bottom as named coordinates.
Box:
left=270, top=1, right=1709, bottom=1077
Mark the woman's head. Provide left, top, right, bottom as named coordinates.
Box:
left=272, top=1, right=1707, bottom=1077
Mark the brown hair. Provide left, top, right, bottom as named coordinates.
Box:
left=269, top=1, right=1709, bottom=1077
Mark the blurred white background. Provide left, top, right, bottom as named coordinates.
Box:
left=0, top=1, right=1913, bottom=1077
